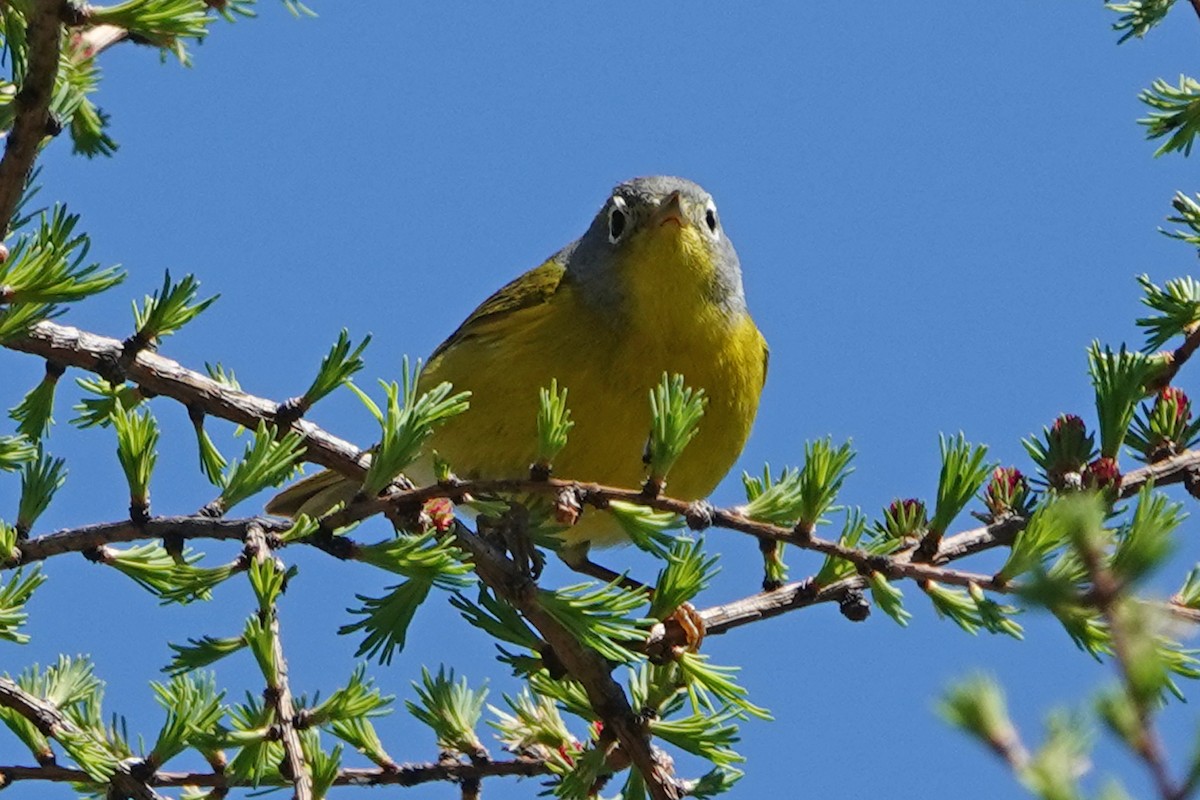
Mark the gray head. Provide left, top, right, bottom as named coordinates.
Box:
left=561, top=176, right=747, bottom=318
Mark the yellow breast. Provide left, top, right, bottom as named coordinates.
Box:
left=418, top=250, right=767, bottom=548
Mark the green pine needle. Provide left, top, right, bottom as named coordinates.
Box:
left=1108, top=0, right=1176, bottom=44
left=608, top=500, right=683, bottom=558
left=675, top=652, right=771, bottom=720
left=648, top=538, right=718, bottom=621
left=307, top=664, right=392, bottom=726
left=450, top=588, right=542, bottom=651
left=742, top=439, right=855, bottom=530
left=645, top=373, right=707, bottom=485
left=650, top=708, right=744, bottom=767
left=164, top=634, right=248, bottom=676
left=340, top=578, right=434, bottom=665
left=1110, top=484, right=1183, bottom=585
left=538, top=579, right=651, bottom=665
left=355, top=529, right=473, bottom=589
left=0, top=205, right=123, bottom=304
left=88, top=0, right=213, bottom=64
left=1022, top=712, right=1093, bottom=800
left=1161, top=194, right=1200, bottom=248
left=405, top=666, right=488, bottom=758
left=111, top=405, right=158, bottom=507
left=56, top=41, right=118, bottom=158
left=488, top=690, right=576, bottom=774
left=0, top=568, right=46, bottom=643
left=1139, top=74, right=1200, bottom=157
left=0, top=300, right=56, bottom=341
left=72, top=377, right=143, bottom=429
left=247, top=555, right=291, bottom=614
left=225, top=694, right=280, bottom=783
left=867, top=572, right=911, bottom=627
left=938, top=673, right=1017, bottom=751
left=105, top=542, right=202, bottom=598
left=535, top=379, right=574, bottom=468
left=1089, top=342, right=1160, bottom=458
left=683, top=766, right=745, bottom=799
left=148, top=671, right=226, bottom=767
left=303, top=329, right=370, bottom=408
left=1136, top=274, right=1200, bottom=351
left=354, top=359, right=471, bottom=497
left=301, top=728, right=342, bottom=800
left=9, top=368, right=60, bottom=442
left=814, top=508, right=869, bottom=586
left=131, top=271, right=219, bottom=345
left=0, top=434, right=36, bottom=472
left=159, top=561, right=239, bottom=605
left=930, top=433, right=992, bottom=536
left=216, top=423, right=304, bottom=512
left=193, top=419, right=228, bottom=486
left=16, top=448, right=66, bottom=533
left=328, top=716, right=395, bottom=769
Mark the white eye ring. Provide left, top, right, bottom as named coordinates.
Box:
left=608, top=196, right=629, bottom=244
left=704, top=200, right=720, bottom=240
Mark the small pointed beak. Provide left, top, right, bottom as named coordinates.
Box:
left=653, top=191, right=688, bottom=229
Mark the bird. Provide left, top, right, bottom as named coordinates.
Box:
left=267, top=175, right=768, bottom=569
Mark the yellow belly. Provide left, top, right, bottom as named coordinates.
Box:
left=417, top=278, right=766, bottom=548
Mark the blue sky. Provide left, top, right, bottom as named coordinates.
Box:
left=4, top=2, right=1200, bottom=798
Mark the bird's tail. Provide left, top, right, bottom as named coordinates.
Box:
left=265, top=469, right=360, bottom=518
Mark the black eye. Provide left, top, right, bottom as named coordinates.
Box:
left=705, top=206, right=718, bottom=233
left=608, top=204, right=627, bottom=243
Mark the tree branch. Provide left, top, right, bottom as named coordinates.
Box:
left=6, top=321, right=370, bottom=475
left=12, top=515, right=289, bottom=564
left=0, top=677, right=70, bottom=737
left=245, top=525, right=311, bottom=800
left=0, top=757, right=551, bottom=790
left=449, top=522, right=681, bottom=800
left=0, top=0, right=61, bottom=237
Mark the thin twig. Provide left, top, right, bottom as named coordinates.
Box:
left=245, top=525, right=312, bottom=800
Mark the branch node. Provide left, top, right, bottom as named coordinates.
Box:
left=274, top=396, right=308, bottom=428
left=684, top=500, right=714, bottom=531
left=838, top=588, right=871, bottom=622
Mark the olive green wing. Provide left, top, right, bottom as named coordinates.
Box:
left=429, top=257, right=568, bottom=360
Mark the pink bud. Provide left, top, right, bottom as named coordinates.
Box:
left=1052, top=414, right=1086, bottom=434
left=1159, top=386, right=1191, bottom=422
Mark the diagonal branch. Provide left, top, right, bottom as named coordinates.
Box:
left=449, top=522, right=681, bottom=800
left=245, top=525, right=311, bottom=800
left=0, top=0, right=62, bottom=236
left=7, top=321, right=370, bottom=474
left=0, top=677, right=70, bottom=737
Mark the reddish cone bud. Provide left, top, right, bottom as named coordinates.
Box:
left=882, top=498, right=928, bottom=539
left=420, top=497, right=455, bottom=532
left=1052, top=414, right=1086, bottom=435
left=1159, top=386, right=1191, bottom=423
left=1042, top=413, right=1096, bottom=488
left=984, top=466, right=1029, bottom=517
left=1083, top=456, right=1121, bottom=493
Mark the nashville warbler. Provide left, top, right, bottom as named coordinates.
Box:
left=267, top=176, right=768, bottom=561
